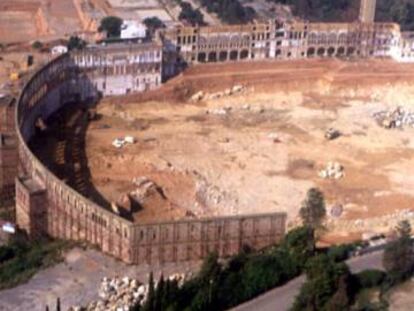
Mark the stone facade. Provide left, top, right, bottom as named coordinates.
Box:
left=72, top=42, right=162, bottom=96
left=0, top=96, right=17, bottom=206
left=161, top=20, right=406, bottom=67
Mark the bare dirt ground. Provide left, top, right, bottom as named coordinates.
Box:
left=31, top=58, right=414, bottom=241
left=389, top=280, right=414, bottom=311
left=0, top=0, right=83, bottom=44
left=89, top=59, right=414, bottom=238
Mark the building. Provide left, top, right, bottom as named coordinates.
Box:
left=51, top=45, right=69, bottom=55
left=121, top=21, right=147, bottom=40
left=159, top=19, right=402, bottom=68
left=359, top=0, right=377, bottom=23
left=73, top=42, right=162, bottom=96
left=9, top=0, right=414, bottom=265
left=0, top=96, right=17, bottom=207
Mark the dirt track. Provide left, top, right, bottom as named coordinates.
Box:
left=32, top=58, right=414, bottom=241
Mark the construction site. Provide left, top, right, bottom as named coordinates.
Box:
left=28, top=58, right=414, bottom=243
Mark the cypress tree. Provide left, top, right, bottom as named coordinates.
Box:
left=143, top=272, right=155, bottom=311
left=154, top=274, right=164, bottom=311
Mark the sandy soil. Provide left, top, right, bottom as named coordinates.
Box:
left=32, top=59, right=414, bottom=241
left=0, top=11, right=39, bottom=43
left=0, top=0, right=83, bottom=44
left=389, top=280, right=414, bottom=311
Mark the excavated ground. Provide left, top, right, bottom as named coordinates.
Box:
left=32, top=59, right=414, bottom=242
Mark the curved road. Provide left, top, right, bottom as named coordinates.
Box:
left=232, top=250, right=384, bottom=311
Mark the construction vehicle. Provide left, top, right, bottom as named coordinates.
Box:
left=325, top=128, right=341, bottom=140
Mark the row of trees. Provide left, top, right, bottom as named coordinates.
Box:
left=136, top=185, right=414, bottom=311
left=199, top=0, right=256, bottom=24
left=376, top=0, right=414, bottom=30
left=268, top=0, right=414, bottom=30
left=134, top=225, right=316, bottom=311
left=177, top=1, right=205, bottom=26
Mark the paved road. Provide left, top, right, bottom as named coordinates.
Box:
left=232, top=250, right=384, bottom=311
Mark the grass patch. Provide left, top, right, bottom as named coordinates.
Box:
left=0, top=237, right=69, bottom=290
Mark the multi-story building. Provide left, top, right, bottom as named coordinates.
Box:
left=72, top=42, right=162, bottom=96
left=160, top=19, right=403, bottom=68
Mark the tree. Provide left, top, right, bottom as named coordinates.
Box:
left=198, top=0, right=255, bottom=24
left=383, top=220, right=414, bottom=284
left=292, top=254, right=351, bottom=311
left=143, top=272, right=155, bottom=311
left=99, top=16, right=123, bottom=38
left=143, top=17, right=165, bottom=35
left=299, top=188, right=326, bottom=230
left=154, top=274, right=164, bottom=311
left=178, top=2, right=205, bottom=26
left=32, top=41, right=43, bottom=50
left=281, top=226, right=315, bottom=268
left=67, top=36, right=87, bottom=51
left=326, top=275, right=352, bottom=311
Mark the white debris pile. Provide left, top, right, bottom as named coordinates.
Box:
left=191, top=91, right=204, bottom=102
left=318, top=162, right=344, bottom=179
left=194, top=85, right=245, bottom=101
left=206, top=107, right=231, bottom=116
left=372, top=106, right=414, bottom=129
left=68, top=274, right=188, bottom=311
left=112, top=136, right=136, bottom=148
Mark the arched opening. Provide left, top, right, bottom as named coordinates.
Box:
left=317, top=47, right=325, bottom=56
left=327, top=47, right=335, bottom=56
left=347, top=47, right=355, bottom=56
left=307, top=47, right=316, bottom=57
left=317, top=33, right=327, bottom=45
left=328, top=33, right=337, bottom=45
left=240, top=50, right=249, bottom=59
left=275, top=49, right=282, bottom=57
left=208, top=51, right=217, bottom=62
left=229, top=50, right=238, bottom=60
left=198, top=52, right=206, bottom=63
left=308, top=33, right=317, bottom=45
left=337, top=47, right=345, bottom=56
left=219, top=51, right=228, bottom=62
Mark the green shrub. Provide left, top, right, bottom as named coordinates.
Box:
left=0, top=239, right=67, bottom=289
left=0, top=246, right=15, bottom=263
left=355, top=270, right=386, bottom=289
left=32, top=41, right=43, bottom=50
left=327, top=244, right=355, bottom=262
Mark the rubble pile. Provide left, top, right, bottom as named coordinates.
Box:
left=318, top=162, right=344, bottom=179
left=131, top=177, right=165, bottom=203
left=372, top=106, right=414, bottom=129
left=112, top=136, right=136, bottom=149
left=191, top=85, right=245, bottom=102
left=68, top=274, right=188, bottom=311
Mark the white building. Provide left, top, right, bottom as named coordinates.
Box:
left=121, top=21, right=147, bottom=40
left=51, top=45, right=68, bottom=55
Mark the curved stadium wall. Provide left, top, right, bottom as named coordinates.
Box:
left=14, top=53, right=287, bottom=264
